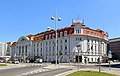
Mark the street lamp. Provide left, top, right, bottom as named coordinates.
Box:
left=76, top=44, right=81, bottom=70
left=98, top=39, right=103, bottom=72
left=51, top=12, right=61, bottom=66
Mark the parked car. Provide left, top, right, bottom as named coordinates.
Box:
left=12, top=59, right=19, bottom=64
left=51, top=60, right=59, bottom=64
left=0, top=60, right=5, bottom=63
left=35, top=58, right=42, bottom=63
left=113, top=60, right=119, bottom=62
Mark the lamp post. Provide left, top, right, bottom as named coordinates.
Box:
left=76, top=44, right=81, bottom=70
left=98, top=39, right=102, bottom=72
left=51, top=11, right=61, bottom=66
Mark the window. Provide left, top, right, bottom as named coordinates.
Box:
left=49, top=47, right=51, bottom=51
left=49, top=41, right=51, bottom=45
left=37, top=43, right=39, bottom=47
left=46, top=35, right=48, bottom=39
left=92, top=32, right=94, bottom=36
left=60, top=46, right=62, bottom=51
left=57, top=40, right=58, bottom=44
left=65, top=39, right=67, bottom=43
left=88, top=58, right=89, bottom=62
left=91, top=58, right=93, bottom=62
left=41, top=43, right=42, bottom=46
left=64, top=31, right=67, bottom=36
left=41, top=48, right=42, bottom=52
left=60, top=40, right=62, bottom=44
left=34, top=44, right=35, bottom=47
left=53, top=46, right=54, bottom=51
left=46, top=47, right=48, bottom=52
left=76, top=29, right=81, bottom=34
left=60, top=32, right=63, bottom=37
left=87, top=39, right=90, bottom=51
left=37, top=48, right=39, bottom=52
left=87, top=31, right=90, bottom=35
left=46, top=42, right=48, bottom=45
left=22, top=46, right=24, bottom=54
left=57, top=46, right=58, bottom=51
left=65, top=45, right=67, bottom=50
left=52, top=34, right=55, bottom=39
left=19, top=46, right=21, bottom=54
left=100, top=33, right=102, bottom=37
left=77, top=29, right=79, bottom=33
left=49, top=34, right=51, bottom=39
left=65, top=52, right=67, bottom=55
left=76, top=38, right=81, bottom=41
left=25, top=45, right=27, bottom=54
left=53, top=41, right=55, bottom=46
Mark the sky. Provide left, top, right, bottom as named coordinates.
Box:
left=0, top=0, right=120, bottom=42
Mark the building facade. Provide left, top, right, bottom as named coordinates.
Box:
left=109, top=38, right=120, bottom=60
left=0, top=42, right=8, bottom=56
left=10, top=20, right=108, bottom=63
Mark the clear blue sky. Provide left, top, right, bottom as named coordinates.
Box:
left=0, top=0, right=120, bottom=42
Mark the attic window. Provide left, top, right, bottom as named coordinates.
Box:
left=64, top=31, right=67, bottom=36
left=20, top=38, right=26, bottom=42
left=60, top=32, right=63, bottom=37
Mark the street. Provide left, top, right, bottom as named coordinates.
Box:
left=25, top=68, right=71, bottom=76
left=0, top=63, right=120, bottom=76
left=0, top=65, right=45, bottom=76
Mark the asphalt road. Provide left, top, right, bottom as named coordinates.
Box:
left=0, top=66, right=44, bottom=76
left=101, top=64, right=120, bottom=68
left=26, top=68, right=71, bottom=76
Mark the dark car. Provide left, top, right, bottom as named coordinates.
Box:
left=51, top=60, right=59, bottom=64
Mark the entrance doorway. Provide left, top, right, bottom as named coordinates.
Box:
left=75, top=56, right=82, bottom=62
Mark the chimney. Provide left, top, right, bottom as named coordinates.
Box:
left=47, top=27, right=50, bottom=31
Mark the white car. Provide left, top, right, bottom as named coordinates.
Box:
left=12, top=60, right=19, bottom=64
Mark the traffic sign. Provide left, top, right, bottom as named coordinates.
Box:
left=76, top=45, right=81, bottom=50
left=108, top=50, right=112, bottom=54
left=76, top=45, right=81, bottom=47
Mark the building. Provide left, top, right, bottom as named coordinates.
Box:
left=10, top=19, right=108, bottom=63
left=0, top=42, right=11, bottom=62
left=109, top=37, right=120, bottom=60
left=0, top=42, right=8, bottom=56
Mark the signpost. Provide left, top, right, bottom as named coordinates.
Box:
left=108, top=50, right=112, bottom=70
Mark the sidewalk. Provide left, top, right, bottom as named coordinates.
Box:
left=0, top=63, right=27, bottom=70
left=54, top=63, right=120, bottom=76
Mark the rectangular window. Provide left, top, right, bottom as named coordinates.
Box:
left=87, top=31, right=90, bottom=35
left=60, top=32, right=63, bottom=37
left=25, top=45, right=27, bottom=54
left=46, top=35, right=48, bottom=39
left=37, top=43, right=39, bottom=47
left=65, top=39, right=67, bottom=43
left=60, top=46, right=62, bottom=51
left=64, top=31, right=67, bottom=36
left=41, top=48, right=42, bottom=52
left=53, top=41, right=55, bottom=46
left=19, top=46, right=21, bottom=54
left=22, top=46, right=24, bottom=54
left=41, top=43, right=42, bottom=46
left=52, top=34, right=55, bottom=39
left=65, top=45, right=67, bottom=50
left=49, top=34, right=51, bottom=39
left=49, top=41, right=51, bottom=45
left=60, top=40, right=62, bottom=44
left=65, top=52, right=67, bottom=55
left=77, top=29, right=79, bottom=34
left=46, top=42, right=48, bottom=45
